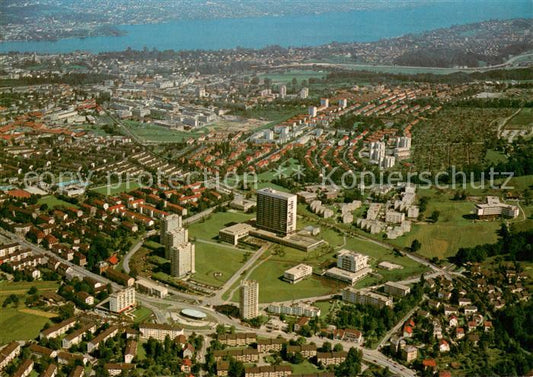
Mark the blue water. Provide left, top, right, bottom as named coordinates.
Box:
left=0, top=0, right=531, bottom=53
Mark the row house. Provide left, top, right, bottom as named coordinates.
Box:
left=218, top=333, right=257, bottom=347
left=57, top=351, right=88, bottom=365
left=245, top=365, right=292, bottom=377
left=0, top=341, right=21, bottom=371
left=286, top=344, right=317, bottom=358
left=257, top=338, right=286, bottom=353
left=213, top=348, right=260, bottom=363
left=40, top=318, right=77, bottom=340
left=87, top=325, right=119, bottom=353
left=62, top=323, right=97, bottom=349
left=316, top=351, right=348, bottom=366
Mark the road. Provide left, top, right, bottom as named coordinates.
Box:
left=376, top=304, right=420, bottom=350
left=204, top=242, right=271, bottom=306
left=122, top=230, right=157, bottom=274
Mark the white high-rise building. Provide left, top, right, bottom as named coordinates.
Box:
left=161, top=215, right=195, bottom=277
left=279, top=85, right=287, bottom=99
left=109, top=287, right=136, bottom=313
left=308, top=106, right=317, bottom=117
left=256, top=188, right=297, bottom=235
left=240, top=280, right=259, bottom=319
left=396, top=136, right=412, bottom=149
left=369, top=141, right=386, bottom=164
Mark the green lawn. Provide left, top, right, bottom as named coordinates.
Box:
left=0, top=308, right=51, bottom=344
left=188, top=211, right=254, bottom=240
left=91, top=181, right=140, bottom=195
left=484, top=149, right=508, bottom=164
left=245, top=253, right=346, bottom=303
left=192, top=242, right=248, bottom=287
left=133, top=306, right=153, bottom=324
left=507, top=108, right=533, bottom=129
left=286, top=360, right=321, bottom=375
left=37, top=196, right=78, bottom=209
left=389, top=189, right=504, bottom=259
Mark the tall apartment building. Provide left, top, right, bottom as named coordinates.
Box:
left=160, top=215, right=195, bottom=277
left=279, top=85, right=287, bottom=99
left=256, top=188, right=297, bottom=235
left=369, top=141, right=386, bottom=164
left=109, top=287, right=136, bottom=313
left=240, top=280, right=259, bottom=319
left=337, top=250, right=369, bottom=272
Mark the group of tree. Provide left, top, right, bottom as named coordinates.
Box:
left=453, top=224, right=533, bottom=265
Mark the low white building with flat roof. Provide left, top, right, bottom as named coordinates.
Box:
left=219, top=223, right=254, bottom=245
left=283, top=264, right=313, bottom=284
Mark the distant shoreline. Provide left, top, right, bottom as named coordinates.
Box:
left=0, top=3, right=530, bottom=54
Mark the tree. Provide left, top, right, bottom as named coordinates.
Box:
left=430, top=210, right=440, bottom=222
left=335, top=347, right=362, bottom=377
left=410, top=239, right=422, bottom=252
left=333, top=343, right=344, bottom=352
left=228, top=358, right=245, bottom=377
left=28, top=286, right=38, bottom=295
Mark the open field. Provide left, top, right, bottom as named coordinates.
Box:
left=17, top=308, right=58, bottom=318
left=37, top=196, right=78, bottom=209
left=192, top=242, right=248, bottom=287
left=506, top=108, right=533, bottom=129
left=0, top=281, right=59, bottom=296
left=91, top=181, right=141, bottom=195
left=122, top=120, right=205, bottom=143
left=260, top=69, right=327, bottom=84
left=206, top=117, right=269, bottom=133
left=0, top=281, right=59, bottom=345
left=0, top=308, right=51, bottom=344
left=389, top=189, right=503, bottom=259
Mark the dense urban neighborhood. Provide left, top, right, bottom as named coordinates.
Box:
left=0, top=3, right=532, bottom=377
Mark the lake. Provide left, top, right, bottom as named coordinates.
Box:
left=0, top=0, right=531, bottom=53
